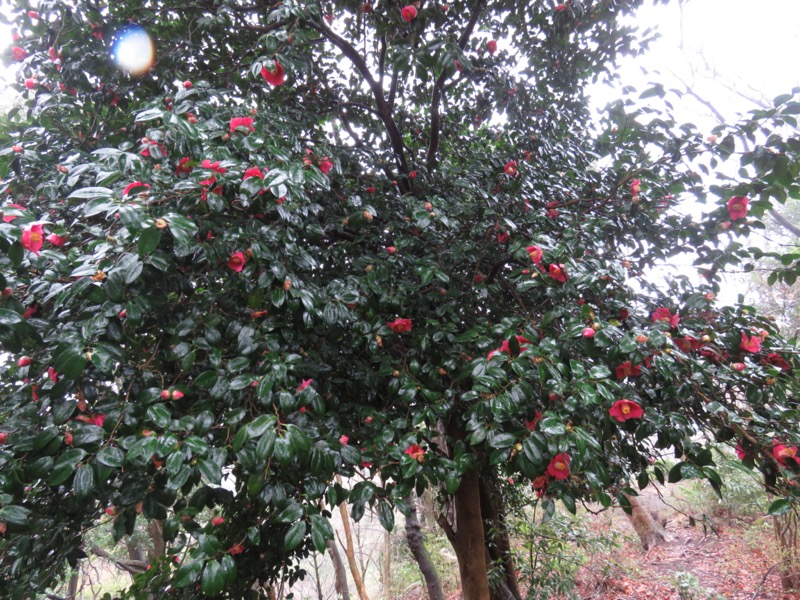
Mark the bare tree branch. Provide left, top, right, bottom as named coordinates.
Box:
left=306, top=19, right=410, bottom=189
left=90, top=545, right=148, bottom=575
left=426, top=0, right=487, bottom=171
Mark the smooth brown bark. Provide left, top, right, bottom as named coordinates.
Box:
left=327, top=538, right=351, bottom=600
left=338, top=498, right=371, bottom=600
left=479, top=479, right=522, bottom=600
left=382, top=528, right=392, bottom=599
left=405, top=495, right=445, bottom=600
left=148, top=519, right=166, bottom=560
left=452, top=468, right=491, bottom=600
left=623, top=493, right=670, bottom=550
left=65, top=571, right=79, bottom=599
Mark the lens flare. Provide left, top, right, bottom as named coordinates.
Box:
left=110, top=25, right=154, bottom=76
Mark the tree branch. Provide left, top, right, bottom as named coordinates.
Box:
left=426, top=0, right=487, bottom=171
left=306, top=19, right=410, bottom=188
left=769, top=208, right=800, bottom=238
left=90, top=545, right=148, bottom=575
left=379, top=33, right=387, bottom=83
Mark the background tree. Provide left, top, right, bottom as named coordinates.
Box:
left=1, top=1, right=799, bottom=599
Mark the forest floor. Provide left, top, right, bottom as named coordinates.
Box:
left=574, top=508, right=798, bottom=599
left=430, top=481, right=800, bottom=600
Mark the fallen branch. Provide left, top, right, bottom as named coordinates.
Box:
left=90, top=545, right=148, bottom=575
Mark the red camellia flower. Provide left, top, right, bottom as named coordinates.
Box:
left=401, top=5, right=418, bottom=22
left=243, top=166, right=265, bottom=181
left=487, top=335, right=530, bottom=359
left=48, top=367, right=59, bottom=383
left=673, top=336, right=701, bottom=353
left=548, top=263, right=567, bottom=283
left=261, top=61, right=286, bottom=86
left=496, top=232, right=509, bottom=244
left=297, top=379, right=313, bottom=392
left=735, top=442, right=746, bottom=460
left=11, top=47, right=26, bottom=61
left=487, top=40, right=498, bottom=55
left=366, top=187, right=376, bottom=193
left=526, top=245, right=543, bottom=266
left=740, top=332, right=762, bottom=353
left=23, top=304, right=38, bottom=319
left=212, top=516, right=225, bottom=527
left=200, top=159, right=227, bottom=174
left=405, top=443, right=425, bottom=462
left=3, top=203, right=25, bottom=223
left=17, top=356, right=31, bottom=367
left=651, top=307, right=679, bottom=327
left=387, top=318, right=412, bottom=333
left=581, top=327, right=595, bottom=338
left=75, top=413, right=106, bottom=427
left=228, top=543, right=245, bottom=555
left=731, top=362, right=746, bottom=372
left=764, top=353, right=790, bottom=371
left=230, top=117, right=255, bottom=134
left=525, top=411, right=543, bottom=431
left=0, top=432, right=7, bottom=445
left=122, top=181, right=150, bottom=197
left=547, top=453, right=570, bottom=480
left=532, top=474, right=549, bottom=497
left=726, top=196, right=749, bottom=221
left=21, top=224, right=44, bottom=254
left=228, top=251, right=247, bottom=272
left=773, top=440, right=799, bottom=467
left=609, top=399, right=644, bottom=422
left=555, top=3, right=567, bottom=11
left=318, top=157, right=334, bottom=175
left=46, top=233, right=67, bottom=247
left=175, top=157, right=193, bottom=175
left=504, top=160, right=517, bottom=176
left=172, top=390, right=185, bottom=400
left=386, top=246, right=397, bottom=255
left=630, top=178, right=641, bottom=194
left=339, top=435, right=349, bottom=446
left=24, top=78, right=36, bottom=89
left=614, top=361, right=641, bottom=380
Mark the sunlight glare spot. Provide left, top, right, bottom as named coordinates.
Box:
left=110, top=25, right=154, bottom=76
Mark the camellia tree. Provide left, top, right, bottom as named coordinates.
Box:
left=1, top=0, right=800, bottom=598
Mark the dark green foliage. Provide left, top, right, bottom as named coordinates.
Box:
left=0, top=0, right=798, bottom=597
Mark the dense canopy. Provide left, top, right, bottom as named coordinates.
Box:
left=0, top=0, right=799, bottom=598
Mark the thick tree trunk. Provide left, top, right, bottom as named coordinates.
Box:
left=773, top=509, right=800, bottom=591
left=327, top=536, right=351, bottom=600
left=405, top=495, right=445, bottom=600
left=148, top=520, right=166, bottom=560
left=623, top=493, right=670, bottom=550
left=125, top=539, right=144, bottom=562
left=479, top=479, right=522, bottom=600
left=439, top=418, right=495, bottom=600
left=451, top=468, right=491, bottom=600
